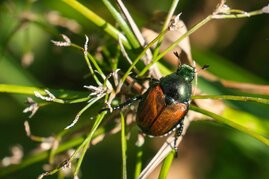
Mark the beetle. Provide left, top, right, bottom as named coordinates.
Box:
left=108, top=61, right=199, bottom=139
left=135, top=63, right=195, bottom=137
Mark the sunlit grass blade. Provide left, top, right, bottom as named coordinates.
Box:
left=62, top=0, right=131, bottom=49
left=158, top=150, right=176, bottom=179
left=0, top=84, right=89, bottom=104
left=190, top=105, right=269, bottom=146
left=102, top=0, right=140, bottom=48
left=134, top=145, right=143, bottom=179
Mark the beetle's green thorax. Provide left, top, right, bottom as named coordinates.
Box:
left=176, top=64, right=195, bottom=82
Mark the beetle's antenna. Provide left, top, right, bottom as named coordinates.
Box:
left=173, top=51, right=181, bottom=67
left=197, top=64, right=210, bottom=72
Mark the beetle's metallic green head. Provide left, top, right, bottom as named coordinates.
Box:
left=176, top=64, right=195, bottom=82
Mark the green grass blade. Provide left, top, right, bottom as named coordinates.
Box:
left=102, top=0, right=140, bottom=48
left=0, top=84, right=89, bottom=104
left=62, top=0, right=131, bottom=49
left=190, top=105, right=269, bottom=146
left=120, top=112, right=127, bottom=179
left=158, top=150, right=176, bottom=179
left=192, top=95, right=269, bottom=104
left=134, top=145, right=143, bottom=179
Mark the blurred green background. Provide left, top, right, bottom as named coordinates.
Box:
left=0, top=0, right=269, bottom=179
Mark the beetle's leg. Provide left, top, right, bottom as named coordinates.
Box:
left=176, top=121, right=184, bottom=137
left=173, top=121, right=184, bottom=155
left=112, top=96, right=142, bottom=110
left=101, top=96, right=142, bottom=112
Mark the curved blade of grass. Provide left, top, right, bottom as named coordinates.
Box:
left=0, top=84, right=46, bottom=95
left=158, top=150, right=176, bottom=179
left=0, top=84, right=89, bottom=104
left=192, top=95, right=269, bottom=136
left=190, top=105, right=269, bottom=146
left=134, top=145, right=143, bottom=179
left=223, top=107, right=269, bottom=136
left=102, top=0, right=140, bottom=48
left=62, top=0, right=131, bottom=49
left=73, top=111, right=107, bottom=177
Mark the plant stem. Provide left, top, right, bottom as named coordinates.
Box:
left=62, top=0, right=131, bottom=49
left=84, top=52, right=102, bottom=86
left=102, top=0, right=140, bottom=48
left=119, top=30, right=168, bottom=90
left=73, top=111, right=107, bottom=175
left=212, top=9, right=263, bottom=19
left=152, top=0, right=180, bottom=60
left=192, top=95, right=269, bottom=104
left=190, top=105, right=269, bottom=146
left=120, top=112, right=127, bottom=179
left=0, top=84, right=89, bottom=104
left=158, top=150, right=176, bottom=179
left=139, top=15, right=212, bottom=76
left=134, top=146, right=143, bottom=179
left=139, top=8, right=266, bottom=76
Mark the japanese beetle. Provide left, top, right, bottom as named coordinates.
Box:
left=109, top=63, right=196, bottom=138
left=136, top=64, right=195, bottom=137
